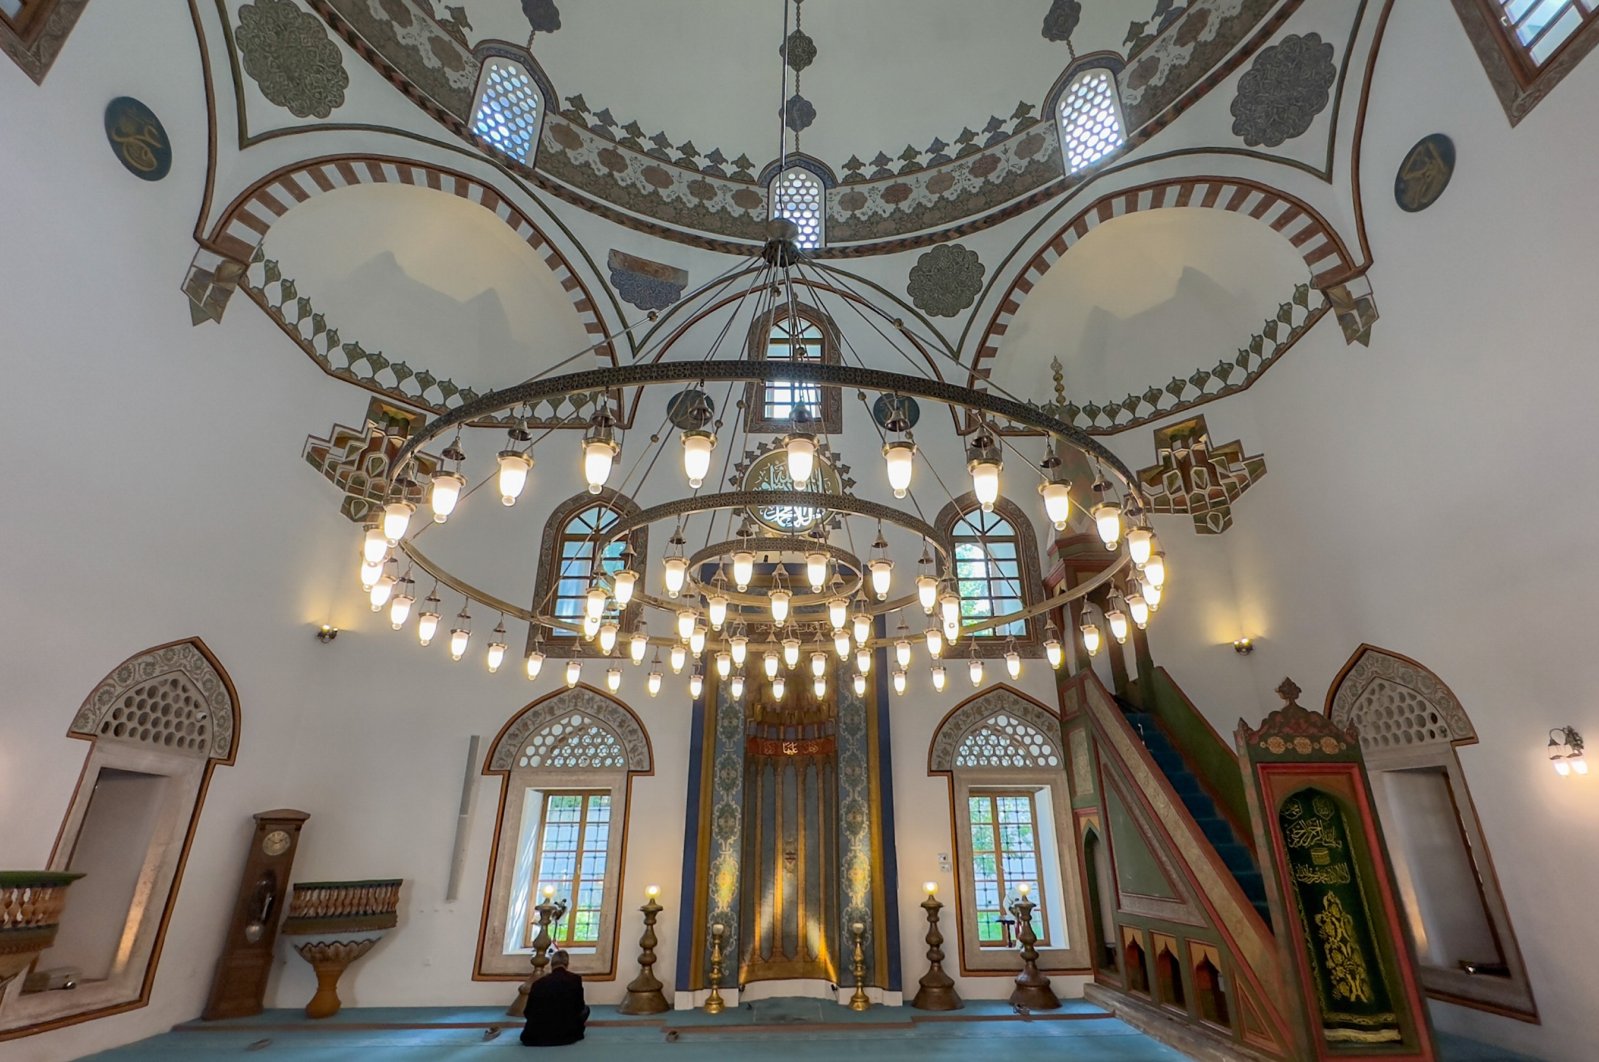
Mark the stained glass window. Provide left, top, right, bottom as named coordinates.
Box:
left=1057, top=68, right=1125, bottom=174
left=952, top=508, right=1026, bottom=638
left=771, top=167, right=825, bottom=250
left=472, top=57, right=543, bottom=165
left=1491, top=0, right=1598, bottom=65
left=529, top=791, right=611, bottom=947
left=968, top=791, right=1048, bottom=946
left=550, top=504, right=627, bottom=636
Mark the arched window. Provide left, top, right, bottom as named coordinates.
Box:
left=1056, top=66, right=1125, bottom=175
left=936, top=495, right=1043, bottom=649
left=745, top=302, right=842, bottom=433
left=532, top=490, right=645, bottom=654
left=471, top=56, right=545, bottom=165
left=1327, top=646, right=1536, bottom=1019
left=928, top=686, right=1090, bottom=975
left=478, top=686, right=653, bottom=980
left=769, top=166, right=825, bottom=250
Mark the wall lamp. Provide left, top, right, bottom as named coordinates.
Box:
left=1548, top=726, right=1587, bottom=776
left=1232, top=638, right=1254, bottom=655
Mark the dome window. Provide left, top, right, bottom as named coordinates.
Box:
left=470, top=56, right=545, bottom=166
left=769, top=166, right=825, bottom=250
left=1056, top=67, right=1125, bottom=175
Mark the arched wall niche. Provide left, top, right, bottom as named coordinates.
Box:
left=0, top=638, right=239, bottom=1041
left=477, top=684, right=653, bottom=981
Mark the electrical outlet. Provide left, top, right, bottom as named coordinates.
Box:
left=937, top=852, right=951, bottom=873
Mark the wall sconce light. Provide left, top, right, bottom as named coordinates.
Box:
left=1232, top=637, right=1254, bottom=655
left=1548, top=726, right=1587, bottom=776
left=315, top=624, right=340, bottom=644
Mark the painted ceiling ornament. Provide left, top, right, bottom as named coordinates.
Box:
left=236, top=0, right=350, bottom=120
left=906, top=243, right=985, bottom=318
left=1041, top=0, right=1082, bottom=42
left=607, top=249, right=688, bottom=311
left=1229, top=32, right=1337, bottom=148
left=783, top=93, right=816, bottom=134
left=521, top=0, right=561, bottom=34
left=782, top=27, right=817, bottom=72
left=103, top=97, right=171, bottom=181
left=1394, top=133, right=1455, bottom=213
left=1134, top=415, right=1265, bottom=535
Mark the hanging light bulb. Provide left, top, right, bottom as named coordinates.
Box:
left=938, top=590, right=960, bottom=628
left=931, top=664, right=947, bottom=692
left=630, top=628, right=649, bottom=664
left=1127, top=525, right=1155, bottom=569
left=813, top=676, right=827, bottom=698
left=582, top=613, right=602, bottom=640
left=716, top=651, right=732, bottom=679
left=1044, top=633, right=1064, bottom=671
left=969, top=655, right=985, bottom=687
left=1080, top=617, right=1102, bottom=657
left=363, top=526, right=391, bottom=565
left=1092, top=494, right=1123, bottom=549
left=680, top=429, right=716, bottom=489
left=565, top=659, right=583, bottom=687
left=662, top=556, right=688, bottom=598
left=676, top=609, right=697, bottom=642
left=732, top=549, right=755, bottom=592
left=854, top=649, right=871, bottom=676
left=360, top=558, right=384, bottom=589
left=389, top=581, right=415, bottom=630
left=770, top=588, right=792, bottom=625
left=670, top=644, right=687, bottom=674
left=763, top=647, right=780, bottom=679
left=382, top=500, right=415, bottom=544
left=707, top=591, right=729, bottom=631
left=823, top=595, right=846, bottom=632
left=772, top=675, right=787, bottom=701
left=925, top=625, right=944, bottom=658
left=916, top=574, right=939, bottom=614
left=1006, top=648, right=1022, bottom=680
left=834, top=630, right=851, bottom=659
left=729, top=635, right=748, bottom=667
left=597, top=622, right=619, bottom=656
left=689, top=624, right=707, bottom=657
left=581, top=404, right=621, bottom=495
left=449, top=613, right=472, bottom=662
left=1127, top=593, right=1150, bottom=631
left=805, top=552, right=829, bottom=593
left=883, top=440, right=916, bottom=498
left=785, top=432, right=817, bottom=485
left=526, top=647, right=545, bottom=679
left=811, top=651, right=828, bottom=678
left=893, top=670, right=907, bottom=695
left=852, top=608, right=872, bottom=647
left=869, top=558, right=893, bottom=600
left=782, top=637, right=801, bottom=670
left=944, top=616, right=961, bottom=645
left=585, top=586, right=609, bottom=622
left=486, top=621, right=508, bottom=673
left=689, top=670, right=704, bottom=699
left=730, top=673, right=745, bottom=700
left=1039, top=474, right=1072, bottom=531
left=605, top=666, right=622, bottom=692
left=1106, top=606, right=1129, bottom=645
left=1142, top=550, right=1166, bottom=589
left=852, top=672, right=867, bottom=696
left=967, top=432, right=1003, bottom=513
left=429, top=469, right=466, bottom=523
left=647, top=667, right=662, bottom=697
left=497, top=449, right=534, bottom=506
left=1142, top=581, right=1162, bottom=612
left=613, top=568, right=638, bottom=607
left=417, top=595, right=441, bottom=646
left=895, top=638, right=912, bottom=670
left=369, top=573, right=396, bottom=611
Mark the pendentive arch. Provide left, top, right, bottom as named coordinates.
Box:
left=970, top=177, right=1357, bottom=388
left=927, top=683, right=1063, bottom=775
left=205, top=155, right=616, bottom=365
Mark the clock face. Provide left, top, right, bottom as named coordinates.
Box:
left=261, top=830, right=292, bottom=857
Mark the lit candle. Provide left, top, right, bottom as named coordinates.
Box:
left=1017, top=882, right=1031, bottom=896
left=646, top=885, right=660, bottom=900
left=543, top=885, right=556, bottom=898
left=923, top=881, right=938, bottom=895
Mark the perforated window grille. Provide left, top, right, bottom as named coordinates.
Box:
left=1057, top=69, right=1125, bottom=174
left=96, top=674, right=212, bottom=755
left=1346, top=678, right=1454, bottom=753
left=472, top=57, right=543, bottom=164
left=1492, top=0, right=1598, bottom=66
left=518, top=712, right=627, bottom=770
left=771, top=167, right=825, bottom=250
left=956, top=714, right=1060, bottom=768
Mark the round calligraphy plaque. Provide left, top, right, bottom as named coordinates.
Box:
left=104, top=97, right=172, bottom=181
left=1394, top=133, right=1453, bottom=213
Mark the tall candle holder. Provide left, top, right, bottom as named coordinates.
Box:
left=1007, top=884, right=1060, bottom=1010
left=619, top=886, right=670, bottom=1015
left=508, top=887, right=568, bottom=1018
left=911, top=881, right=961, bottom=1010
left=848, top=921, right=871, bottom=1011
left=704, top=922, right=727, bottom=1014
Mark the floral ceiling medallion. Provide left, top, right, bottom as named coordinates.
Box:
left=907, top=244, right=985, bottom=318
left=236, top=0, right=350, bottom=120
left=522, top=0, right=561, bottom=34
left=783, top=93, right=816, bottom=134
left=1229, top=32, right=1336, bottom=148
left=782, top=28, right=817, bottom=72
left=1041, top=0, right=1082, bottom=42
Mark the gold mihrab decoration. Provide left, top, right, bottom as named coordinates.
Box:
left=1135, top=415, right=1265, bottom=535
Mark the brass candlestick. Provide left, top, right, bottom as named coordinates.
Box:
left=508, top=891, right=568, bottom=1018
left=1007, top=888, right=1060, bottom=1010
left=704, top=922, right=726, bottom=1014
left=848, top=921, right=871, bottom=1011
left=619, top=887, right=670, bottom=1015
left=911, top=883, right=961, bottom=1011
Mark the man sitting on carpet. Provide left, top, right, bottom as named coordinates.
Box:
left=521, top=950, right=590, bottom=1047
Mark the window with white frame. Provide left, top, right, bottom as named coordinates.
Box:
left=1057, top=68, right=1125, bottom=174
left=479, top=688, right=652, bottom=980
left=471, top=56, right=545, bottom=165
left=1490, top=0, right=1598, bottom=67
left=951, top=507, right=1028, bottom=638
left=770, top=167, right=825, bottom=250
left=531, top=490, right=646, bottom=654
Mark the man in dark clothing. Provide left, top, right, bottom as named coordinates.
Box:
left=520, top=950, right=590, bottom=1047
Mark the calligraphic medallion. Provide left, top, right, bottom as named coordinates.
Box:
left=104, top=97, right=172, bottom=181
left=740, top=448, right=841, bottom=533
left=1394, top=133, right=1454, bottom=213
